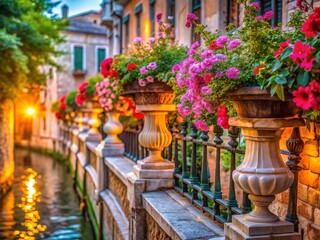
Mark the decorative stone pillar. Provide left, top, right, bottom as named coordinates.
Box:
left=225, top=117, right=304, bottom=240
left=95, top=111, right=125, bottom=202
left=133, top=104, right=175, bottom=179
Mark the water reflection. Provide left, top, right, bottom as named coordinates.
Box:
left=0, top=149, right=94, bottom=240
left=14, top=168, right=47, bottom=239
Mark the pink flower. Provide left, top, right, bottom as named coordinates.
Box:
left=138, top=79, right=146, bottom=87
left=263, top=11, right=273, bottom=20
left=194, top=120, right=208, bottom=132
left=158, top=32, right=164, bottom=39
left=250, top=2, right=261, bottom=12
left=191, top=42, right=200, bottom=50
left=216, top=36, right=229, bottom=47
left=149, top=37, right=155, bottom=43
left=309, top=80, right=320, bottom=110
left=185, top=13, right=198, bottom=28
left=147, top=62, right=157, bottom=70
left=188, top=63, right=202, bottom=76
left=140, top=66, right=148, bottom=75
left=226, top=67, right=240, bottom=79
left=146, top=76, right=154, bottom=82
left=201, top=86, right=212, bottom=95
left=215, top=71, right=224, bottom=78
left=172, top=64, right=180, bottom=73
left=200, top=50, right=213, bottom=59
left=156, top=13, right=163, bottom=23
left=177, top=104, right=192, bottom=118
left=133, top=37, right=142, bottom=43
left=228, top=39, right=242, bottom=50
left=200, top=58, right=214, bottom=70
left=293, top=86, right=312, bottom=110
left=255, top=16, right=264, bottom=21
left=168, top=16, right=174, bottom=20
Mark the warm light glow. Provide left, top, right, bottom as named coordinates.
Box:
left=143, top=20, right=151, bottom=39
left=26, top=107, right=35, bottom=116
left=14, top=168, right=47, bottom=239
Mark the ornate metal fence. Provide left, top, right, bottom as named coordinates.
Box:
left=120, top=122, right=303, bottom=232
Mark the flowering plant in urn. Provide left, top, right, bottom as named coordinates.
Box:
left=172, top=0, right=315, bottom=131
left=256, top=1, right=320, bottom=126
left=113, top=13, right=187, bottom=88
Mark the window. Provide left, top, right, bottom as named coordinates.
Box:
left=149, top=1, right=155, bottom=37
left=191, top=0, right=201, bottom=44
left=166, top=0, right=175, bottom=25
left=123, top=14, right=130, bottom=48
left=259, top=0, right=282, bottom=25
left=73, top=46, right=84, bottom=71
left=134, top=3, right=143, bottom=37
left=96, top=48, right=106, bottom=72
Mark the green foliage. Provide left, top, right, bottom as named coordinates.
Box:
left=86, top=74, right=103, bottom=98
left=0, top=0, right=67, bottom=101
left=66, top=90, right=78, bottom=110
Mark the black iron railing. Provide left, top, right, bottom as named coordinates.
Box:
left=120, top=121, right=303, bottom=231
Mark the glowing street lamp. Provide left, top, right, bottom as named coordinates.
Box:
left=26, top=107, right=35, bottom=116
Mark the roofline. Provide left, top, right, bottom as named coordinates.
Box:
left=69, top=10, right=100, bottom=19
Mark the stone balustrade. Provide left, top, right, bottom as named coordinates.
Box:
left=53, top=110, right=312, bottom=240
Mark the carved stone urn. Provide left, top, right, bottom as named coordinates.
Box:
left=122, top=81, right=175, bottom=179
left=228, top=87, right=304, bottom=223
left=96, top=111, right=124, bottom=156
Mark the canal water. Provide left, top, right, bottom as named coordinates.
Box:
left=0, top=149, right=95, bottom=239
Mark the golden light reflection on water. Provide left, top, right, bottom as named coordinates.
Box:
left=14, top=168, right=47, bottom=239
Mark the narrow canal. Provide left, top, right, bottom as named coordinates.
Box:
left=0, top=148, right=95, bottom=239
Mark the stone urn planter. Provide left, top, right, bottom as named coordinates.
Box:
left=96, top=110, right=124, bottom=156
left=227, top=87, right=304, bottom=223
left=83, top=98, right=103, bottom=142
left=122, top=80, right=175, bottom=179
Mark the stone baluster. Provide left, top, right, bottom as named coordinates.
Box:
left=225, top=117, right=304, bottom=240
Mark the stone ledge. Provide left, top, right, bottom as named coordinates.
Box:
left=104, top=156, right=135, bottom=186
left=100, top=189, right=129, bottom=240
left=142, top=189, right=224, bottom=240
left=87, top=141, right=99, bottom=152
left=85, top=164, right=98, bottom=188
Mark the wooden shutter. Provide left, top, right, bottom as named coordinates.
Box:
left=74, top=46, right=83, bottom=71
left=97, top=48, right=106, bottom=72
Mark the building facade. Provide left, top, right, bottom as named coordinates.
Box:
left=18, top=5, right=109, bottom=149
left=99, top=1, right=320, bottom=239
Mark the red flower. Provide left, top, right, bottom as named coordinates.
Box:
left=274, top=38, right=290, bottom=58
left=296, top=0, right=303, bottom=9
left=55, top=112, right=62, bottom=119
left=302, top=7, right=320, bottom=38
left=253, top=65, right=263, bottom=75
left=75, top=94, right=87, bottom=107
left=209, top=41, right=221, bottom=50
left=300, top=54, right=315, bottom=71
left=217, top=105, right=229, bottom=129
left=290, top=40, right=315, bottom=70
left=100, top=58, right=113, bottom=77
left=309, top=80, right=320, bottom=110
left=127, top=63, right=137, bottom=71
left=79, top=82, right=88, bottom=94
left=203, top=73, right=213, bottom=85
left=133, top=110, right=144, bottom=120
left=292, top=86, right=312, bottom=110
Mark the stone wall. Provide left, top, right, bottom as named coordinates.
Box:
left=0, top=100, right=14, bottom=197
left=271, top=122, right=320, bottom=240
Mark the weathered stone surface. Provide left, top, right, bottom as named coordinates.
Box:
left=143, top=190, right=224, bottom=239
left=310, top=157, right=320, bottom=174
left=314, top=208, right=320, bottom=226
left=107, top=169, right=130, bottom=219
left=100, top=189, right=129, bottom=240
left=297, top=199, right=313, bottom=221
left=298, top=183, right=308, bottom=203
left=308, top=187, right=320, bottom=208
left=104, top=156, right=135, bottom=185
left=146, top=213, right=170, bottom=240
left=224, top=222, right=300, bottom=240
left=302, top=140, right=319, bottom=157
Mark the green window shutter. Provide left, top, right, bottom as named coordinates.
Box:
left=74, top=46, right=83, bottom=71
left=97, top=48, right=106, bottom=72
